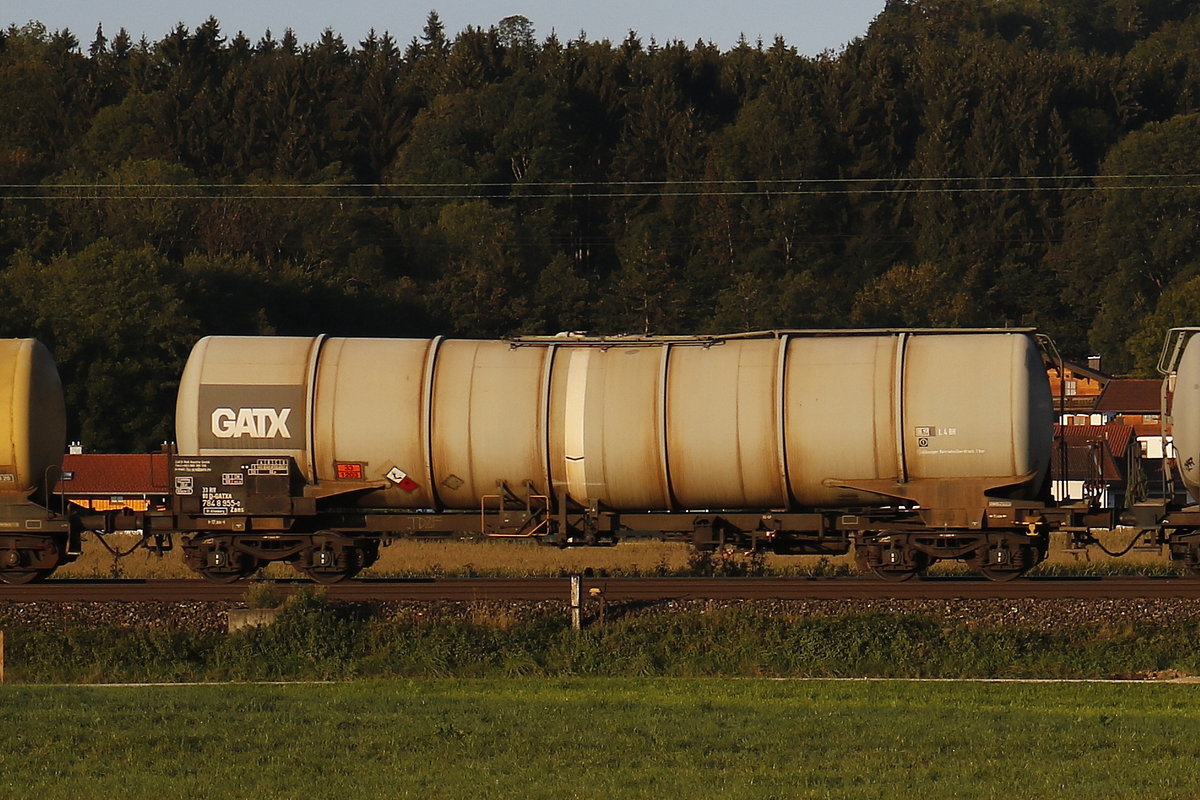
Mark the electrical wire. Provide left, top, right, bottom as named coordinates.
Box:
left=1, top=174, right=1199, bottom=201
left=1091, top=528, right=1156, bottom=558
left=90, top=530, right=156, bottom=558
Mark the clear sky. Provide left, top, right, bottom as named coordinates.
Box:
left=6, top=1, right=888, bottom=56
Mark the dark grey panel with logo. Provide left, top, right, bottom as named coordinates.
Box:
left=196, top=384, right=306, bottom=450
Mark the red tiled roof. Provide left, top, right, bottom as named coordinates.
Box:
left=1094, top=379, right=1163, bottom=413
left=1051, top=424, right=1136, bottom=482
left=55, top=453, right=171, bottom=496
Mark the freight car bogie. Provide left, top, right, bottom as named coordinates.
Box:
left=0, top=537, right=59, bottom=583
left=295, top=532, right=379, bottom=583
left=181, top=531, right=380, bottom=583
left=0, top=516, right=79, bottom=585
left=854, top=530, right=1048, bottom=582
left=182, top=534, right=263, bottom=583
left=0, top=535, right=69, bottom=584
left=966, top=534, right=1047, bottom=581
left=1164, top=529, right=1200, bottom=576
left=854, top=534, right=933, bottom=581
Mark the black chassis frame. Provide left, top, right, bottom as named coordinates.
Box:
left=146, top=454, right=1060, bottom=571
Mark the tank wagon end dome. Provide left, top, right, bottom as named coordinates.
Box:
left=1168, top=329, right=1200, bottom=499
left=0, top=338, right=66, bottom=498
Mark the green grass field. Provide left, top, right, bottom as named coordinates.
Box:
left=2, top=679, right=1198, bottom=799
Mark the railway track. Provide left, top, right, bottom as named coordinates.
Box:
left=2, top=576, right=1200, bottom=602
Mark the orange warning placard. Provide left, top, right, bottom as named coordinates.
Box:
left=335, top=463, right=364, bottom=479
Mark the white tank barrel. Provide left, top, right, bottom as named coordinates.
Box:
left=1169, top=330, right=1200, bottom=500
left=175, top=330, right=1054, bottom=512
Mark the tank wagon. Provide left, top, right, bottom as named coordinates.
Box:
left=162, top=329, right=1057, bottom=582
left=1154, top=328, right=1200, bottom=571
left=0, top=339, right=80, bottom=583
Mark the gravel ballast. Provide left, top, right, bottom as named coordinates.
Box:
left=1, top=597, right=1199, bottom=635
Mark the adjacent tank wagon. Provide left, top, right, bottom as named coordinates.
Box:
left=168, top=329, right=1056, bottom=581
left=0, top=339, right=79, bottom=583
left=1155, top=329, right=1200, bottom=571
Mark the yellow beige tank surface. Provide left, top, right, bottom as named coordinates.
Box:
left=311, top=337, right=440, bottom=508
left=429, top=340, right=549, bottom=507
left=661, top=338, right=783, bottom=509
left=548, top=344, right=673, bottom=510
left=175, top=330, right=1052, bottom=511
left=0, top=339, right=66, bottom=497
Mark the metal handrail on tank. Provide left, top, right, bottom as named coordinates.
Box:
left=1035, top=333, right=1070, bottom=503
left=43, top=463, right=66, bottom=519
left=1162, top=380, right=1178, bottom=501
left=509, top=327, right=1042, bottom=347
left=508, top=333, right=727, bottom=349
left=1157, top=327, right=1200, bottom=376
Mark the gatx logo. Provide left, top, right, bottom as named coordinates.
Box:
left=210, top=407, right=293, bottom=439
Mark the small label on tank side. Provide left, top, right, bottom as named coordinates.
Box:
left=0, top=474, right=15, bottom=482
left=247, top=458, right=290, bottom=476
left=914, top=426, right=958, bottom=437
left=336, top=463, right=364, bottom=480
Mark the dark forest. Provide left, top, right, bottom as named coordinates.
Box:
left=3, top=0, right=1200, bottom=449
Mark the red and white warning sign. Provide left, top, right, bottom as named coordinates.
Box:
left=386, top=466, right=420, bottom=492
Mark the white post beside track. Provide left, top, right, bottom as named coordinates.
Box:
left=570, top=575, right=582, bottom=630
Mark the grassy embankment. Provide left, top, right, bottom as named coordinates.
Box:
left=2, top=679, right=1199, bottom=799
left=6, top=588, right=1200, bottom=683
left=53, top=529, right=1188, bottom=580
left=8, top=531, right=1192, bottom=685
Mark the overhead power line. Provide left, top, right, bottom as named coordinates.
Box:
left=2, top=174, right=1200, bottom=200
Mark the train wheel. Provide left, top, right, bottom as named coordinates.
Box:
left=867, top=543, right=929, bottom=582
left=197, top=567, right=250, bottom=583
left=870, top=564, right=921, bottom=582
left=0, top=568, right=51, bottom=585
left=194, top=552, right=259, bottom=583
left=978, top=565, right=1026, bottom=582
left=196, top=564, right=255, bottom=583
left=300, top=566, right=356, bottom=584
